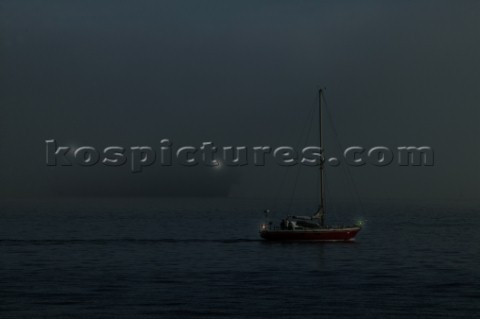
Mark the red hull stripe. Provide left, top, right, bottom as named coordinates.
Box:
left=260, top=228, right=361, bottom=241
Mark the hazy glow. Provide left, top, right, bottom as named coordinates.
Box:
left=356, top=219, right=366, bottom=227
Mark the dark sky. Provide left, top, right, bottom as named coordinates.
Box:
left=0, top=0, right=479, bottom=202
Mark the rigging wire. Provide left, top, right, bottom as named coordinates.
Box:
left=272, top=89, right=364, bottom=219
left=322, top=94, right=365, bottom=214
left=286, top=101, right=317, bottom=215
left=272, top=93, right=317, bottom=214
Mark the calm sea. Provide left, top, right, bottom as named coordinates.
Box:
left=1, top=198, right=479, bottom=318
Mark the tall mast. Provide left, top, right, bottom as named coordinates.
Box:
left=317, top=89, right=326, bottom=226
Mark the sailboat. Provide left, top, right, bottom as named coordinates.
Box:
left=259, top=89, right=362, bottom=241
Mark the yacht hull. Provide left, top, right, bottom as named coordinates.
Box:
left=260, top=227, right=361, bottom=241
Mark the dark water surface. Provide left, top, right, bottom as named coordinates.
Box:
left=1, top=198, right=479, bottom=318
